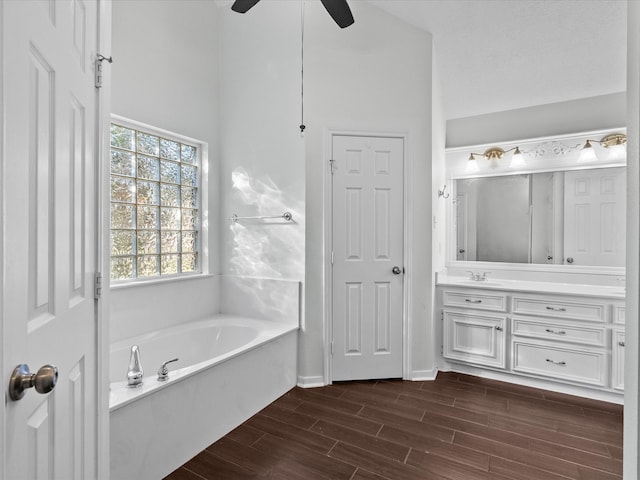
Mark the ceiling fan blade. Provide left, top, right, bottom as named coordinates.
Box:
left=231, top=0, right=261, bottom=14
left=320, top=0, right=355, bottom=28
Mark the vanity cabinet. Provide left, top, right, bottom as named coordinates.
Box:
left=511, top=294, right=608, bottom=387
left=443, top=310, right=507, bottom=369
left=442, top=290, right=508, bottom=369
left=441, top=286, right=625, bottom=396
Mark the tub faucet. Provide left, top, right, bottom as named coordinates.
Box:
left=127, top=345, right=144, bottom=387
left=157, top=358, right=179, bottom=381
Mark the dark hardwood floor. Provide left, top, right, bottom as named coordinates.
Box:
left=165, top=372, right=623, bottom=480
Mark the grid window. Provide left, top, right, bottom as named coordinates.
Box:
left=110, top=123, right=200, bottom=281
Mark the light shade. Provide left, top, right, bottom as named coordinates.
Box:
left=578, top=140, right=598, bottom=163
left=509, top=147, right=525, bottom=168
left=465, top=154, right=480, bottom=173
left=606, top=143, right=626, bottom=162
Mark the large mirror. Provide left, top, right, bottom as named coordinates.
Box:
left=454, top=166, right=625, bottom=267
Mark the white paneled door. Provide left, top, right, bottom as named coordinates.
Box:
left=2, top=1, right=101, bottom=478
left=564, top=167, right=626, bottom=267
left=331, top=135, right=404, bottom=381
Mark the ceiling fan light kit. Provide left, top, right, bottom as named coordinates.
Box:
left=231, top=0, right=354, bottom=28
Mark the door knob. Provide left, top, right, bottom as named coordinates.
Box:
left=392, top=266, right=402, bottom=275
left=9, top=364, right=58, bottom=401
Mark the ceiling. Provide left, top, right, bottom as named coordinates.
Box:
left=368, top=0, right=627, bottom=120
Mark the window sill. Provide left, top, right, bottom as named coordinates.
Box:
left=110, top=272, right=214, bottom=290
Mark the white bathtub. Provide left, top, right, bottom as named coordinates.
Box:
left=109, top=314, right=298, bottom=480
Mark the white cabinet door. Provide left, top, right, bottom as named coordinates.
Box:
left=612, top=329, right=625, bottom=391
left=443, top=310, right=507, bottom=369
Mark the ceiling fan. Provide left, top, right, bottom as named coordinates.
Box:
left=231, top=0, right=355, bottom=28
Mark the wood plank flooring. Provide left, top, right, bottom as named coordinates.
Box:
left=164, top=372, right=623, bottom=480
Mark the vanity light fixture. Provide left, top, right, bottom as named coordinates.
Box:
left=465, top=153, right=480, bottom=173
left=578, top=139, right=597, bottom=163
left=509, top=147, right=525, bottom=168
left=466, top=145, right=524, bottom=170
left=578, top=133, right=627, bottom=163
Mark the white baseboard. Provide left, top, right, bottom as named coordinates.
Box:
left=297, top=375, right=326, bottom=388
left=405, top=368, right=438, bottom=381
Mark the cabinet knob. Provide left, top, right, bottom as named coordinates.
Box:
left=495, top=325, right=503, bottom=331
left=619, top=341, right=625, bottom=347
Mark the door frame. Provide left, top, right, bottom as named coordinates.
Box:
left=96, top=1, right=112, bottom=478
left=0, top=2, right=6, bottom=474
left=323, top=130, right=411, bottom=385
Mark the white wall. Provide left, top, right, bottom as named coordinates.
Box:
left=446, top=92, right=626, bottom=148
left=303, top=2, right=436, bottom=381
left=110, top=1, right=220, bottom=341
left=218, top=2, right=305, bottom=281
left=431, top=49, right=447, bottom=375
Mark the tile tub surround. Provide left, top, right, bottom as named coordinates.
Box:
left=165, top=372, right=622, bottom=479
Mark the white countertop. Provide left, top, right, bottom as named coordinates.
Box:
left=436, top=274, right=625, bottom=300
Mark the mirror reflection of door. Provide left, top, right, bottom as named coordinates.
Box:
left=564, top=167, right=626, bottom=267
left=455, top=192, right=468, bottom=261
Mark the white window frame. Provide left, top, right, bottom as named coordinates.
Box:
left=109, top=114, right=209, bottom=285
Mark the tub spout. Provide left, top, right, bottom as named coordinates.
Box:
left=127, top=345, right=143, bottom=387
left=157, top=358, right=179, bottom=381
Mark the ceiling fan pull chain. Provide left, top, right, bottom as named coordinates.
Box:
left=300, top=1, right=305, bottom=136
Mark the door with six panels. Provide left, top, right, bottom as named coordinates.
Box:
left=2, top=1, right=102, bottom=478
left=331, top=135, right=404, bottom=381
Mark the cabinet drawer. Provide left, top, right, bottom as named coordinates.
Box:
left=512, top=340, right=606, bottom=387
left=511, top=317, right=606, bottom=347
left=443, top=290, right=507, bottom=312
left=512, top=296, right=605, bottom=323
left=613, top=304, right=625, bottom=325
left=443, top=311, right=507, bottom=369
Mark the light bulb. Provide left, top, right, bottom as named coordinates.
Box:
left=510, top=147, right=525, bottom=168
left=578, top=140, right=598, bottom=163
left=465, top=154, right=480, bottom=174
left=607, top=143, right=626, bottom=162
